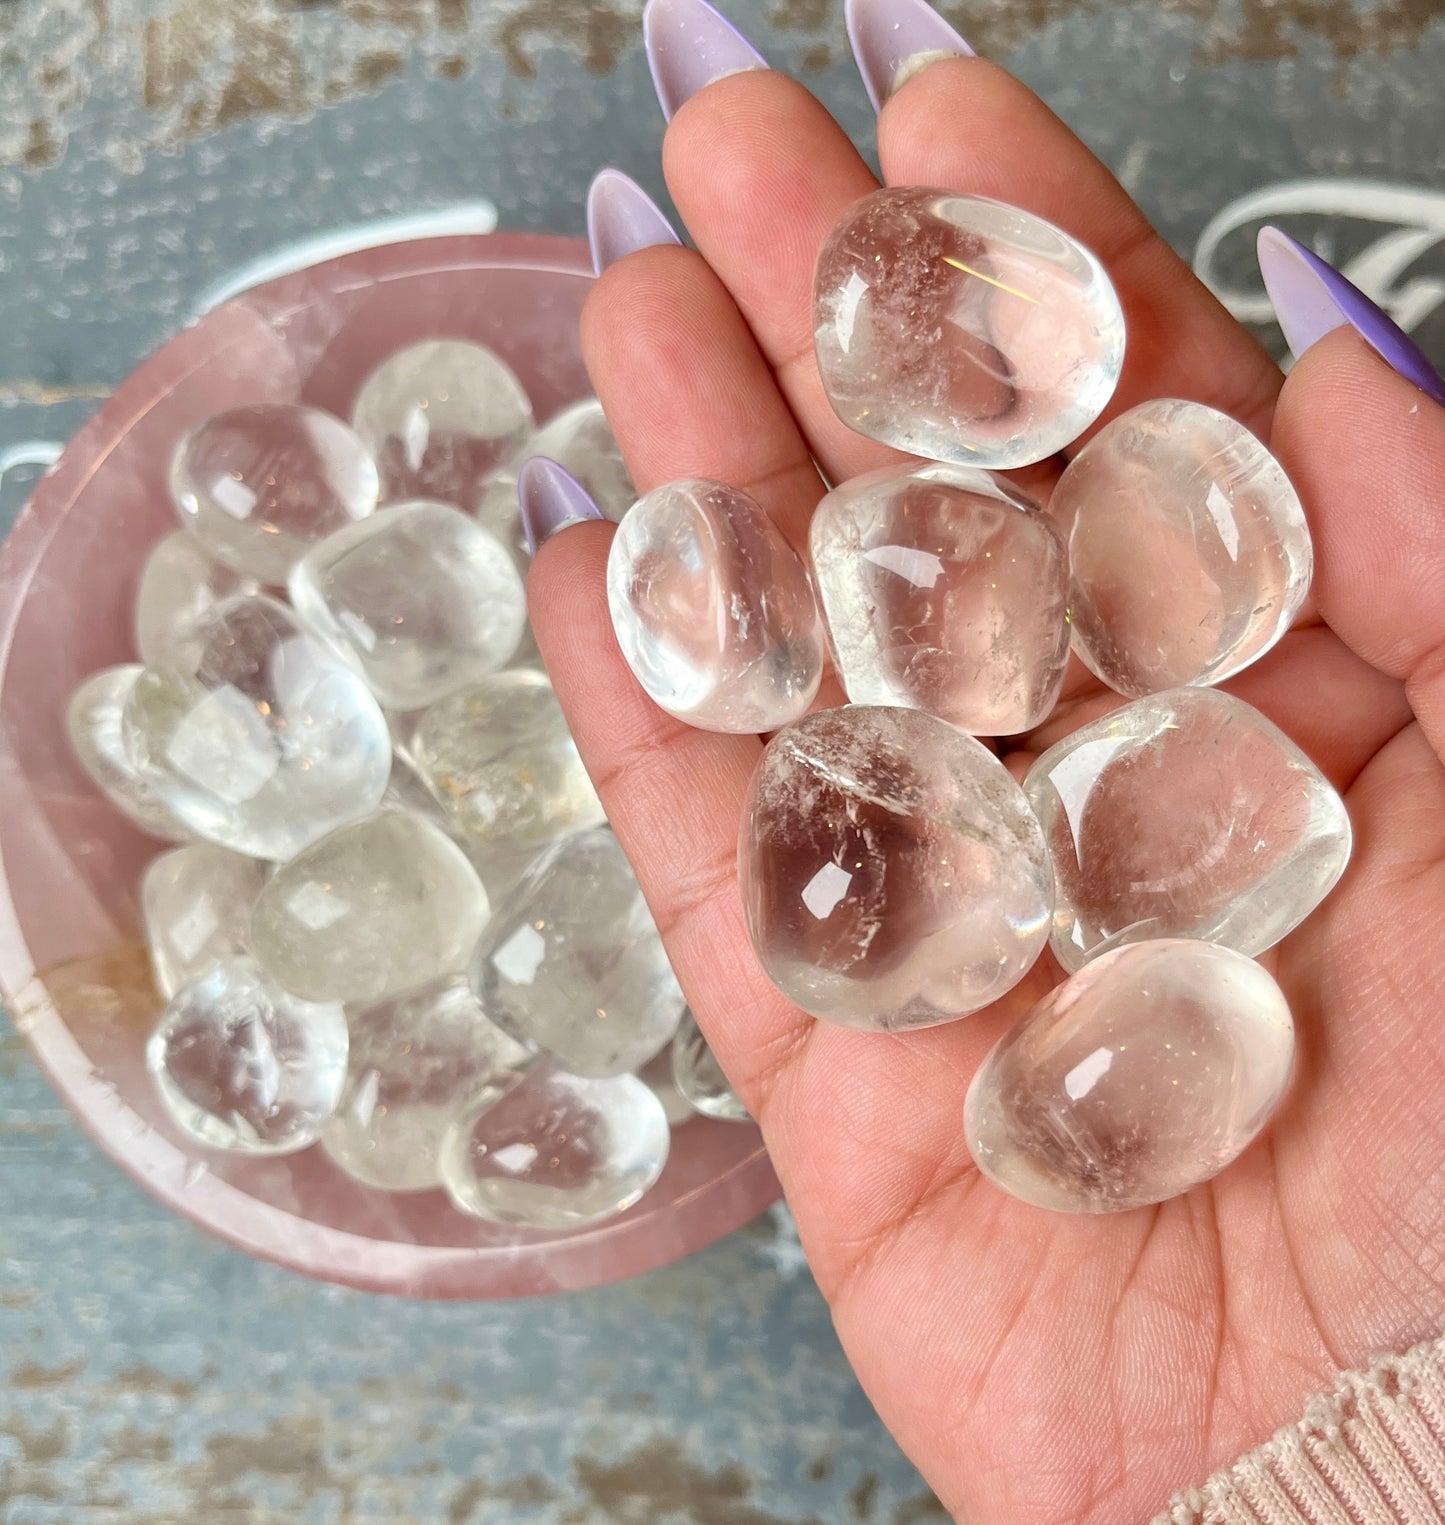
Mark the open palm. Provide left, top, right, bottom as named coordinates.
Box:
left=527, top=52, right=1445, bottom=1524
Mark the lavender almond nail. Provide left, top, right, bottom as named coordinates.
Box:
left=587, top=170, right=682, bottom=275
left=643, top=0, right=768, bottom=122
left=1258, top=226, right=1445, bottom=409
left=518, top=457, right=607, bottom=556
left=845, top=0, right=974, bottom=113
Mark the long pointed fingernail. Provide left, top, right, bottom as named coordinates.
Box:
left=587, top=169, right=682, bottom=275
left=518, top=457, right=606, bottom=556
left=1258, top=226, right=1445, bottom=408
left=643, top=0, right=769, bottom=122
left=845, top=0, right=974, bottom=112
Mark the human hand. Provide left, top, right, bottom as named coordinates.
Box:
left=522, top=2, right=1445, bottom=1517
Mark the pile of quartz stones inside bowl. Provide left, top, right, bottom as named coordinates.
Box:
left=66, top=337, right=752, bottom=1236
left=605, top=186, right=1348, bottom=1216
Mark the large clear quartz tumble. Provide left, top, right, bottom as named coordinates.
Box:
left=147, top=956, right=348, bottom=1156
left=121, top=596, right=390, bottom=861
left=250, top=813, right=489, bottom=1005
left=672, top=1009, right=750, bottom=1123
left=606, top=478, right=825, bottom=733
left=964, top=939, right=1294, bottom=1213
left=410, top=671, right=605, bottom=855
left=290, top=502, right=526, bottom=710
left=170, top=404, right=379, bottom=584
left=1050, top=399, right=1314, bottom=697
left=352, top=340, right=534, bottom=512
left=739, top=706, right=1053, bottom=1030
left=811, top=461, right=1069, bottom=735
left=813, top=187, right=1125, bottom=471
left=477, top=397, right=635, bottom=563
left=1027, top=687, right=1351, bottom=972
left=323, top=978, right=528, bottom=1194
left=134, top=532, right=257, bottom=668
left=439, top=1066, right=670, bottom=1228
left=143, top=843, right=266, bottom=998
left=470, top=827, right=685, bottom=1077
left=67, top=665, right=191, bottom=841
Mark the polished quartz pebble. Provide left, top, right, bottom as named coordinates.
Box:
left=1050, top=400, right=1314, bottom=697
left=1026, top=687, right=1351, bottom=972
left=606, top=479, right=825, bottom=733
left=134, top=533, right=258, bottom=668
left=143, top=843, right=266, bottom=998
left=810, top=461, right=1070, bottom=735
left=290, top=502, right=526, bottom=710
left=170, top=404, right=379, bottom=584
left=439, top=1065, right=670, bottom=1228
left=477, top=397, right=635, bottom=563
left=322, top=978, right=529, bottom=1193
left=147, top=956, right=348, bottom=1155
left=813, top=187, right=1125, bottom=470
left=638, top=1049, right=697, bottom=1127
left=250, top=812, right=489, bottom=1004
left=470, top=827, right=684, bottom=1078
left=671, top=1010, right=750, bottom=1123
left=740, top=706, right=1053, bottom=1030
left=122, top=596, right=390, bottom=860
left=410, top=671, right=605, bottom=854
left=964, top=939, right=1294, bottom=1212
left=352, top=340, right=533, bottom=512
left=67, top=665, right=192, bottom=841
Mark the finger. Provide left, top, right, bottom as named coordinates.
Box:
left=877, top=56, right=1284, bottom=447
left=1268, top=327, right=1445, bottom=763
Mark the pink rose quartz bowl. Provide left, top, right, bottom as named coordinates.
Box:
left=0, top=233, right=780, bottom=1298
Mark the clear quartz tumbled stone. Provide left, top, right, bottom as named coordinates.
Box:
left=170, top=404, right=380, bottom=584
left=352, top=340, right=534, bottom=512
left=322, top=978, right=529, bottom=1194
left=147, top=956, right=348, bottom=1156
left=142, top=842, right=266, bottom=998
left=813, top=187, right=1125, bottom=471
left=671, top=1009, right=750, bottom=1123
left=1049, top=399, right=1314, bottom=697
left=470, top=827, right=685, bottom=1078
left=290, top=501, right=526, bottom=710
left=964, top=939, right=1294, bottom=1213
left=410, top=670, right=605, bottom=856
left=134, top=532, right=257, bottom=668
left=740, top=706, right=1053, bottom=1030
left=477, top=397, right=635, bottom=564
left=1026, top=687, right=1351, bottom=973
left=67, top=665, right=192, bottom=841
left=810, top=461, right=1070, bottom=735
left=439, top=1065, right=670, bottom=1228
left=122, top=595, right=391, bottom=861
left=249, top=812, right=489, bottom=1005
left=606, top=478, right=825, bottom=733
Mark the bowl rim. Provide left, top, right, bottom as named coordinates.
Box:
left=0, top=229, right=780, bottom=1299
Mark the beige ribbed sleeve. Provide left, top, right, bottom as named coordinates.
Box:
left=1157, top=1337, right=1445, bottom=1524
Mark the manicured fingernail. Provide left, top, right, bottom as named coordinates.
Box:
left=587, top=169, right=682, bottom=275
left=643, top=0, right=769, bottom=122
left=845, top=0, right=974, bottom=112
left=518, top=457, right=605, bottom=556
left=1258, top=226, right=1445, bottom=408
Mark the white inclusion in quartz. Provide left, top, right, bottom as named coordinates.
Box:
left=67, top=665, right=192, bottom=841
left=813, top=187, right=1125, bottom=471
left=802, top=863, right=853, bottom=921
left=1048, top=399, right=1313, bottom=698
left=121, top=596, right=391, bottom=861
left=1025, top=687, right=1351, bottom=972
left=289, top=501, right=526, bottom=710
left=964, top=939, right=1294, bottom=1213
left=606, top=478, right=825, bottom=733
left=148, top=956, right=348, bottom=1156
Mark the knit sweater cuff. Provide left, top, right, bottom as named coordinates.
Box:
left=1156, top=1336, right=1445, bottom=1524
